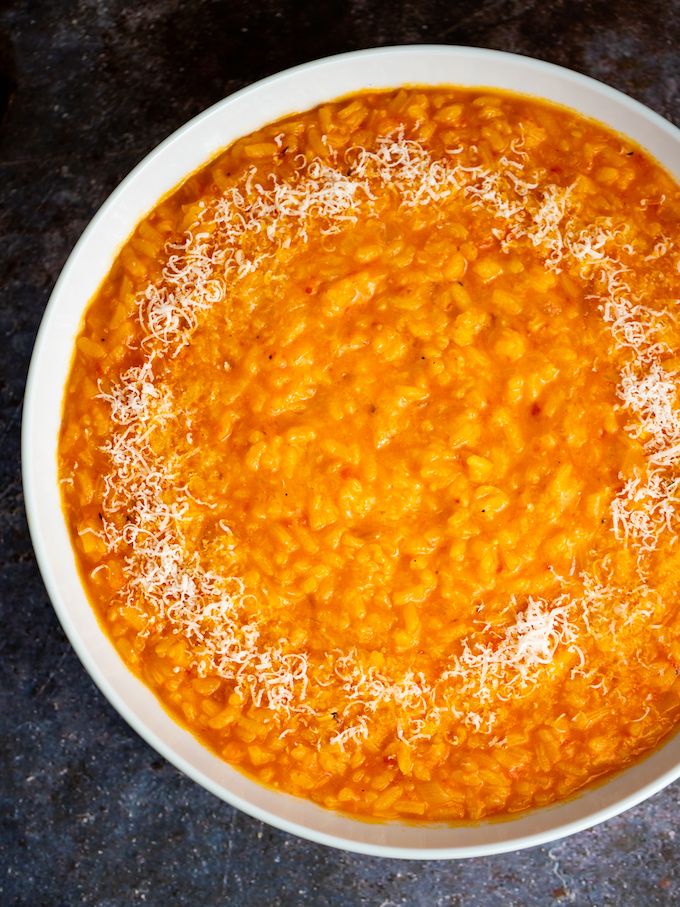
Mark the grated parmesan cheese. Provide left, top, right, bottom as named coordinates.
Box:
left=93, top=122, right=678, bottom=748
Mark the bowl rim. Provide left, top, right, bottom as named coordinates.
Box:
left=22, top=43, right=680, bottom=859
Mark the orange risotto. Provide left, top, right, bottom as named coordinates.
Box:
left=59, top=88, right=680, bottom=821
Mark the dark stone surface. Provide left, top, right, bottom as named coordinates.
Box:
left=1, top=1, right=679, bottom=904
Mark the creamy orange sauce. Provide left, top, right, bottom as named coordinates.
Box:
left=59, top=88, right=680, bottom=821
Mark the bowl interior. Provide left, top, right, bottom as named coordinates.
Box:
left=22, top=45, right=680, bottom=858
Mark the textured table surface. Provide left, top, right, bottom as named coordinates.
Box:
left=1, top=1, right=679, bottom=904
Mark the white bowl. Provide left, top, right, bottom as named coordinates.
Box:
left=23, top=45, right=680, bottom=859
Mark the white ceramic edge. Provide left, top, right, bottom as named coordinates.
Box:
left=22, top=45, right=680, bottom=860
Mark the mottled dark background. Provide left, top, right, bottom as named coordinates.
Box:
left=1, top=1, right=679, bottom=904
